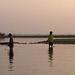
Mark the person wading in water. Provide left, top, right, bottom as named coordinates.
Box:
left=48, top=31, right=54, bottom=48
left=8, top=33, right=14, bottom=63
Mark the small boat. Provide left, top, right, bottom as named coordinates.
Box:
left=0, top=33, right=5, bottom=36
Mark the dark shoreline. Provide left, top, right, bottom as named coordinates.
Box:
left=1, top=35, right=75, bottom=45
left=1, top=35, right=75, bottom=38
left=1, top=39, right=75, bottom=45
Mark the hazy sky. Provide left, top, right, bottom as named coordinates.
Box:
left=0, top=0, right=75, bottom=35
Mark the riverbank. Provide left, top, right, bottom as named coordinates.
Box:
left=1, top=34, right=75, bottom=38
left=0, top=39, right=75, bottom=45
left=36, top=39, right=75, bottom=44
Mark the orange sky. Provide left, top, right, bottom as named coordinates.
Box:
left=0, top=0, right=75, bottom=34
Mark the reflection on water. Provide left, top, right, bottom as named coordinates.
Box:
left=9, top=48, right=14, bottom=63
left=48, top=47, right=53, bottom=67
left=8, top=48, right=14, bottom=74
left=8, top=63, right=14, bottom=75
left=1, top=38, right=75, bottom=75
left=0, top=38, right=5, bottom=42
left=8, top=63, right=14, bottom=71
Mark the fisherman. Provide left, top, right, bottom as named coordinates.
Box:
left=48, top=31, right=53, bottom=48
left=8, top=33, right=14, bottom=62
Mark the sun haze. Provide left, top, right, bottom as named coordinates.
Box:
left=0, top=0, right=75, bottom=34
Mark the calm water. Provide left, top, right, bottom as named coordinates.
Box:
left=0, top=38, right=75, bottom=75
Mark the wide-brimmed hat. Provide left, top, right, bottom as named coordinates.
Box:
left=50, top=31, right=52, bottom=33
left=8, top=33, right=12, bottom=36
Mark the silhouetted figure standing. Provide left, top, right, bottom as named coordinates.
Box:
left=48, top=31, right=53, bottom=48
left=8, top=33, right=14, bottom=63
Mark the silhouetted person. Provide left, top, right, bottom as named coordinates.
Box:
left=8, top=33, right=14, bottom=63
left=48, top=31, right=53, bottom=48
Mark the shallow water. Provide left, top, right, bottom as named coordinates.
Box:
left=0, top=38, right=75, bottom=75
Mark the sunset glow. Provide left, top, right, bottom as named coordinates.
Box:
left=0, top=0, right=75, bottom=34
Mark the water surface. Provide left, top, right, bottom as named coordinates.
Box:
left=0, top=38, right=75, bottom=75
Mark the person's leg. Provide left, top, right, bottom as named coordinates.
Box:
left=49, top=42, right=50, bottom=47
left=51, top=42, right=53, bottom=48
